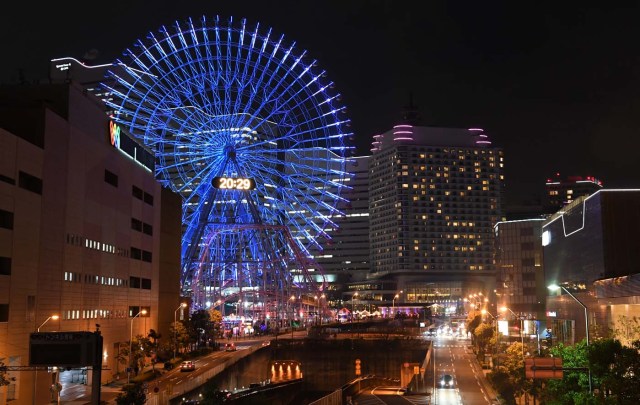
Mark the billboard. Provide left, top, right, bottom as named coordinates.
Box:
left=29, top=331, right=102, bottom=367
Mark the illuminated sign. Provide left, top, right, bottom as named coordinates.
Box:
left=107, top=121, right=155, bottom=172
left=542, top=230, right=551, bottom=246
left=29, top=331, right=102, bottom=367
left=546, top=311, right=557, bottom=317
left=109, top=121, right=121, bottom=149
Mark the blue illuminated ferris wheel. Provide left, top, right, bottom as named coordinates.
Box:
left=102, top=16, right=353, bottom=311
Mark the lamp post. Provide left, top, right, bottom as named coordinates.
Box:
left=392, top=294, right=399, bottom=318
left=37, top=314, right=59, bottom=332
left=173, top=303, right=187, bottom=361
left=547, top=284, right=589, bottom=346
left=129, top=309, right=147, bottom=384
left=481, top=309, right=499, bottom=365
left=548, top=284, right=592, bottom=393
left=34, top=315, right=59, bottom=405
left=352, top=292, right=359, bottom=322
left=289, top=295, right=296, bottom=338
left=481, top=309, right=497, bottom=334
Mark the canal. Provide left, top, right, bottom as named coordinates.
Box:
left=178, top=337, right=429, bottom=404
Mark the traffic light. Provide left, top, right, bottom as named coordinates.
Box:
left=355, top=359, right=361, bottom=376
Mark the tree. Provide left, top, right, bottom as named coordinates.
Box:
left=466, top=311, right=482, bottom=346
left=114, top=341, right=129, bottom=377
left=540, top=341, right=594, bottom=404
left=147, top=329, right=162, bottom=371
left=588, top=338, right=640, bottom=403
left=130, top=335, right=151, bottom=375
left=208, top=308, right=223, bottom=339
left=487, top=341, right=532, bottom=404
left=170, top=320, right=190, bottom=356
left=474, top=322, right=495, bottom=359
left=190, top=309, right=212, bottom=348
left=466, top=310, right=481, bottom=333
left=487, top=369, right=517, bottom=405
left=613, top=315, right=640, bottom=347
left=115, top=382, right=146, bottom=405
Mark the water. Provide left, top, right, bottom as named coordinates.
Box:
left=204, top=339, right=428, bottom=399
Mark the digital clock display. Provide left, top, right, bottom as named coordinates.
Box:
left=212, top=177, right=256, bottom=190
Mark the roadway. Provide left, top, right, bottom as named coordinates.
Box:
left=428, top=332, right=497, bottom=405
left=59, top=334, right=278, bottom=404
left=59, top=326, right=498, bottom=405
left=352, top=329, right=498, bottom=405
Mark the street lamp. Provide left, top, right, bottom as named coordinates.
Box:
left=129, top=309, right=148, bottom=384
left=352, top=292, right=359, bottom=322
left=173, top=303, right=187, bottom=361
left=392, top=293, right=400, bottom=318
left=548, top=283, right=592, bottom=393
left=481, top=309, right=499, bottom=362
left=37, top=314, right=59, bottom=332
left=34, top=315, right=59, bottom=405
left=547, top=284, right=589, bottom=346
left=289, top=295, right=296, bottom=338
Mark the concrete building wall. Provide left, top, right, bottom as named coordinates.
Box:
left=0, top=82, right=181, bottom=404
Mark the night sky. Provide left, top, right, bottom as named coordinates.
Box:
left=3, top=1, right=640, bottom=205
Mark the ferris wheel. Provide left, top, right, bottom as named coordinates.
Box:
left=102, top=15, right=353, bottom=310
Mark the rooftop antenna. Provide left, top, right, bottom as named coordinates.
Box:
left=402, top=92, right=421, bottom=125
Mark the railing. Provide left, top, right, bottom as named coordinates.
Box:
left=146, top=344, right=266, bottom=404
left=308, top=375, right=402, bottom=405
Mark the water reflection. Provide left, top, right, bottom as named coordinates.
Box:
left=270, top=360, right=303, bottom=382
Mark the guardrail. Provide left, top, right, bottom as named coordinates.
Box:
left=308, top=375, right=401, bottom=405
left=147, top=344, right=267, bottom=404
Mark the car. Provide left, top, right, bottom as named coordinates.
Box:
left=225, top=342, right=237, bottom=352
left=180, top=361, right=196, bottom=372
left=439, top=374, right=454, bottom=388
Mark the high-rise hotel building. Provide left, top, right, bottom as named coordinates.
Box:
left=0, top=82, right=181, bottom=404
left=368, top=125, right=504, bottom=309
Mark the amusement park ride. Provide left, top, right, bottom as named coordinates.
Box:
left=102, top=15, right=354, bottom=326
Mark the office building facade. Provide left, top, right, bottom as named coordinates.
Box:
left=312, top=156, right=371, bottom=306
left=543, top=189, right=640, bottom=345
left=0, top=82, right=181, bottom=404
left=494, top=219, right=546, bottom=318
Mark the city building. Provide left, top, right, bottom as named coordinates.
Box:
left=0, top=81, right=181, bottom=404
left=312, top=156, right=371, bottom=307
left=494, top=219, right=547, bottom=318
left=494, top=219, right=547, bottom=346
left=362, top=124, right=505, bottom=316
left=543, top=173, right=603, bottom=213
left=543, top=189, right=640, bottom=346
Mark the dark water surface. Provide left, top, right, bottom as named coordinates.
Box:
left=207, top=338, right=428, bottom=397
